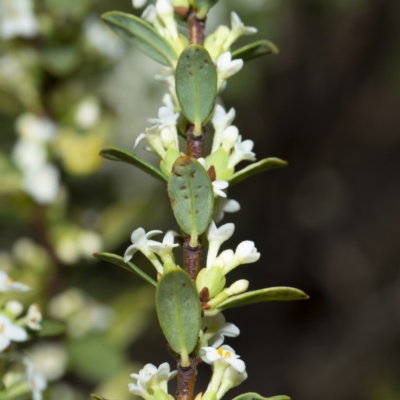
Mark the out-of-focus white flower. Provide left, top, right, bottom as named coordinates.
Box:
left=23, top=164, right=60, bottom=205
left=24, top=358, right=48, bottom=400
left=26, top=304, right=42, bottom=331
left=15, top=114, right=56, bottom=143
left=0, top=271, right=30, bottom=292
left=125, top=228, right=164, bottom=273
left=75, top=98, right=100, bottom=130
left=213, top=198, right=241, bottom=223
left=200, top=345, right=246, bottom=373
left=217, top=366, right=248, bottom=399
left=142, top=5, right=157, bottom=24
left=133, top=0, right=148, bottom=8
left=230, top=11, right=257, bottom=36
left=216, top=52, right=243, bottom=88
left=162, top=93, right=175, bottom=111
left=206, top=221, right=235, bottom=269
left=5, top=301, right=24, bottom=317
left=155, top=0, right=178, bottom=40
left=0, top=314, right=28, bottom=351
left=28, top=343, right=68, bottom=381
left=212, top=180, right=229, bottom=198
left=228, top=136, right=256, bottom=168
left=84, top=16, right=125, bottom=59
left=202, top=313, right=240, bottom=348
left=129, top=362, right=177, bottom=399
left=154, top=67, right=175, bottom=87
left=78, top=230, right=103, bottom=259
left=12, top=141, right=46, bottom=171
left=222, top=241, right=260, bottom=275
left=0, top=0, right=38, bottom=40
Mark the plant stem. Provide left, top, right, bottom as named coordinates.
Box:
left=188, top=9, right=206, bottom=46
left=183, top=235, right=202, bottom=282
left=186, top=125, right=205, bottom=159
left=177, top=356, right=198, bottom=400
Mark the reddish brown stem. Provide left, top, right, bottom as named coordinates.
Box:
left=183, top=235, right=202, bottom=283
left=186, top=125, right=205, bottom=159
left=177, top=356, right=198, bottom=400
left=188, top=10, right=206, bottom=45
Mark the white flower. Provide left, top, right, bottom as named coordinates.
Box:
left=155, top=0, right=178, bottom=40
left=0, top=313, right=28, bottom=351
left=129, top=362, right=177, bottom=399
left=135, top=125, right=166, bottom=159
left=212, top=249, right=234, bottom=270
left=25, top=358, right=48, bottom=400
left=0, top=271, right=30, bottom=292
left=12, top=141, right=46, bottom=171
left=212, top=180, right=229, bottom=198
left=156, top=0, right=173, bottom=15
left=200, top=345, right=246, bottom=373
left=228, top=136, right=256, bottom=168
left=0, top=0, right=38, bottom=40
left=217, top=366, right=248, bottom=399
left=223, top=241, right=260, bottom=275
left=211, top=105, right=236, bottom=153
left=154, top=67, right=175, bottom=89
left=221, top=125, right=239, bottom=152
left=23, top=164, right=60, bottom=205
left=15, top=114, right=56, bottom=143
left=148, top=106, right=179, bottom=150
left=206, top=221, right=235, bottom=269
left=162, top=93, right=175, bottom=111
left=75, top=98, right=100, bottom=130
left=213, top=198, right=241, bottom=223
left=142, top=4, right=157, bottom=23
left=124, top=228, right=163, bottom=262
left=78, top=230, right=103, bottom=259
left=4, top=301, right=24, bottom=317
left=148, top=231, right=179, bottom=255
left=202, top=313, right=239, bottom=348
left=133, top=0, right=147, bottom=8
left=217, top=52, right=243, bottom=88
left=231, top=12, right=257, bottom=36
left=26, top=304, right=42, bottom=331
left=226, top=280, right=249, bottom=296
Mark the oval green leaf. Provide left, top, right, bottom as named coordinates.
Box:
left=175, top=45, right=217, bottom=133
left=216, top=287, right=309, bottom=311
left=100, top=147, right=167, bottom=183
left=231, top=40, right=279, bottom=62
left=168, top=156, right=214, bottom=246
left=228, top=158, right=288, bottom=187
left=102, top=11, right=178, bottom=66
left=156, top=269, right=201, bottom=364
left=232, top=393, right=290, bottom=400
left=94, top=252, right=157, bottom=287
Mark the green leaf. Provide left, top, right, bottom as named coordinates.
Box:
left=228, top=158, right=288, bottom=186
left=175, top=45, right=217, bottom=134
left=232, top=393, right=290, bottom=400
left=156, top=269, right=201, bottom=365
left=102, top=11, right=178, bottom=66
left=231, top=40, right=279, bottom=62
left=216, top=287, right=309, bottom=311
left=94, top=252, right=157, bottom=287
left=36, top=320, right=65, bottom=337
left=91, top=395, right=109, bottom=400
left=168, top=156, right=214, bottom=246
left=100, top=147, right=167, bottom=183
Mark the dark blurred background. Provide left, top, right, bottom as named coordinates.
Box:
left=1, top=0, right=400, bottom=399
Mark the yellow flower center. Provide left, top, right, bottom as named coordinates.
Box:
left=217, top=347, right=231, bottom=358
left=6, top=277, right=13, bottom=285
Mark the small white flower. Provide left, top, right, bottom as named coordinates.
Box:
left=15, top=113, right=56, bottom=143
left=155, top=0, right=178, bottom=40
left=25, top=358, right=48, bottom=400
left=23, top=164, right=60, bottom=204
left=148, top=231, right=179, bottom=255
left=124, top=228, right=163, bottom=263
left=212, top=249, right=234, bottom=270
left=226, top=280, right=249, bottom=296
left=200, top=345, right=246, bottom=373
left=26, top=304, right=42, bottom=331
left=0, top=271, right=30, bottom=292
left=135, top=125, right=166, bottom=159
left=155, top=0, right=173, bottom=15
left=217, top=52, right=243, bottom=86
left=212, top=181, right=229, bottom=198
left=162, top=93, right=175, bottom=111
left=228, top=136, right=256, bottom=168
left=129, top=362, right=177, bottom=398
left=213, top=198, right=241, bottom=223
left=154, top=67, right=175, bottom=88
left=0, top=313, right=28, bottom=352
left=133, top=0, right=148, bottom=8
left=12, top=140, right=46, bottom=171
left=223, top=241, right=260, bottom=275
left=148, top=106, right=179, bottom=150
left=221, top=125, right=239, bottom=152
left=211, top=105, right=236, bottom=153
left=231, top=12, right=257, bottom=36
left=206, top=221, right=235, bottom=269
left=4, top=301, right=24, bottom=317
left=75, top=98, right=100, bottom=130
left=202, top=313, right=240, bottom=348
left=142, top=4, right=157, bottom=23
left=0, top=0, right=38, bottom=40
left=217, top=366, right=248, bottom=399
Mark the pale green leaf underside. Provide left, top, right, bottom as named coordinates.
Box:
left=228, top=158, right=288, bottom=186
left=176, top=45, right=217, bottom=126
left=156, top=269, right=201, bottom=355
left=231, top=40, right=279, bottom=62
left=102, top=11, right=177, bottom=66
left=232, top=393, right=290, bottom=400
left=216, top=287, right=309, bottom=311
left=100, top=146, right=167, bottom=183
left=94, top=252, right=157, bottom=287
left=168, top=156, right=214, bottom=237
